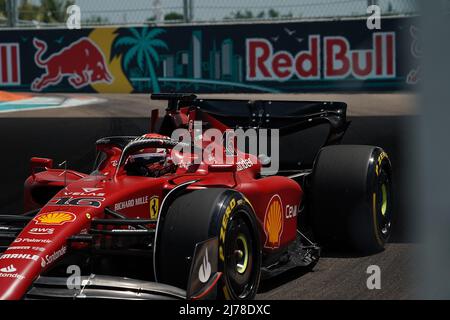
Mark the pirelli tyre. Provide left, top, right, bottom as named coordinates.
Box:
left=310, top=145, right=393, bottom=253
left=156, top=188, right=262, bottom=300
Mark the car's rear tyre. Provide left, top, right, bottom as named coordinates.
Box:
left=310, top=145, right=393, bottom=253
left=156, top=188, right=262, bottom=299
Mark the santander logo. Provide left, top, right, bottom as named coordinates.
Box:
left=246, top=32, right=395, bottom=81
left=0, top=264, right=25, bottom=280
left=0, top=264, right=17, bottom=273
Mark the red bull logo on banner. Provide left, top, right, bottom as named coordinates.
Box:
left=0, top=17, right=416, bottom=93
left=246, top=32, right=395, bottom=81
left=0, top=43, right=20, bottom=85
left=31, top=37, right=113, bottom=91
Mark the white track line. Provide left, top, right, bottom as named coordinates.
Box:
left=0, top=96, right=107, bottom=114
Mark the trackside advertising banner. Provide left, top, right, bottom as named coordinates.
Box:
left=0, top=16, right=418, bottom=93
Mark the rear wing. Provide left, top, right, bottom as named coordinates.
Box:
left=151, top=93, right=350, bottom=146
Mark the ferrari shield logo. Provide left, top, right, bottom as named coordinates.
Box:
left=149, top=196, right=159, bottom=219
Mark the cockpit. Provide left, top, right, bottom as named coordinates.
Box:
left=93, top=135, right=200, bottom=178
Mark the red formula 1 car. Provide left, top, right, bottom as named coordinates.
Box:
left=0, top=94, right=393, bottom=300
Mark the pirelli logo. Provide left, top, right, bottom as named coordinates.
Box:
left=0, top=43, right=20, bottom=85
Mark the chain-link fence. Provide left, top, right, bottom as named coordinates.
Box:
left=0, top=0, right=419, bottom=28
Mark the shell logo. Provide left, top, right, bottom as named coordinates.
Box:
left=264, top=195, right=284, bottom=249
left=34, top=212, right=76, bottom=225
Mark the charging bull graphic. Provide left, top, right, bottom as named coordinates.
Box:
left=31, top=37, right=113, bottom=91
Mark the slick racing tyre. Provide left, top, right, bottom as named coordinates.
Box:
left=310, top=145, right=393, bottom=253
left=156, top=188, right=262, bottom=300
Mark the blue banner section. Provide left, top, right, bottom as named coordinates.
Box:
left=0, top=17, right=418, bottom=93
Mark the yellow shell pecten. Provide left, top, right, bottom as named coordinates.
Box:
left=34, top=212, right=75, bottom=225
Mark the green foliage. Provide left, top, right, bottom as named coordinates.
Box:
left=0, top=0, right=5, bottom=17
left=83, top=15, right=109, bottom=25
left=233, top=10, right=253, bottom=19
left=40, top=0, right=74, bottom=23
left=164, top=12, right=183, bottom=21
left=268, top=8, right=279, bottom=18
left=18, top=0, right=40, bottom=21
left=225, top=8, right=291, bottom=20
left=13, top=0, right=74, bottom=23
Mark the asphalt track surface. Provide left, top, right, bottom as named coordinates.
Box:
left=0, top=93, right=417, bottom=299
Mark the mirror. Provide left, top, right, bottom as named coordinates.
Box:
left=30, top=157, right=53, bottom=177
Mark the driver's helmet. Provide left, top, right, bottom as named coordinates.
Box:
left=128, top=148, right=166, bottom=166
left=129, top=133, right=171, bottom=167
left=126, top=147, right=176, bottom=177
left=125, top=134, right=178, bottom=177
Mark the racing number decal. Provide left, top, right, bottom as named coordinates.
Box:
left=47, top=197, right=104, bottom=208
left=149, top=196, right=159, bottom=219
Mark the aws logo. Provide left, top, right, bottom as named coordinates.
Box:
left=264, top=195, right=283, bottom=249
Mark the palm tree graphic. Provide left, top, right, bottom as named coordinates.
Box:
left=114, top=27, right=168, bottom=93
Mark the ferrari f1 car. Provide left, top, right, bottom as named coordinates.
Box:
left=0, top=94, right=392, bottom=300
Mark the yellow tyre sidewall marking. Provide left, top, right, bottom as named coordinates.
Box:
left=372, top=192, right=383, bottom=246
